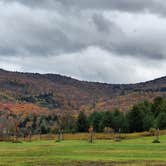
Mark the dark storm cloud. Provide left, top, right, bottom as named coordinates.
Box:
left=0, top=2, right=87, bottom=56
left=1, top=0, right=166, bottom=60
left=0, top=1, right=123, bottom=57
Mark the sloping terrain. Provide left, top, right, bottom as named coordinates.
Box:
left=0, top=69, right=166, bottom=114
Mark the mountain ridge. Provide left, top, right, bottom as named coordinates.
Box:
left=1, top=68, right=166, bottom=85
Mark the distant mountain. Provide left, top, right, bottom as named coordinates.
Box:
left=0, top=69, right=166, bottom=114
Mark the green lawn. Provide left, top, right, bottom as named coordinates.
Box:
left=0, top=135, right=166, bottom=166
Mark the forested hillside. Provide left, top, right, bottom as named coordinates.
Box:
left=0, top=69, right=166, bottom=115
left=0, top=69, right=166, bottom=138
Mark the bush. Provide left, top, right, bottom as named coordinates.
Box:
left=12, top=140, right=22, bottom=143
left=114, top=138, right=122, bottom=142
left=149, top=128, right=156, bottom=136
left=156, top=112, right=166, bottom=129
left=152, top=139, right=160, bottom=143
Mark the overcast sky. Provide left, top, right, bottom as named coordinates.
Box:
left=0, top=0, right=166, bottom=83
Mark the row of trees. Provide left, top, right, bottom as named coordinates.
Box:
left=0, top=97, right=166, bottom=141
left=77, top=97, right=166, bottom=133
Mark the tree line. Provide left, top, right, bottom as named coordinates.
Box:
left=0, top=97, right=166, bottom=141
left=78, top=97, right=166, bottom=133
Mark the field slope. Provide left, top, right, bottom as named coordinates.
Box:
left=0, top=135, right=165, bottom=166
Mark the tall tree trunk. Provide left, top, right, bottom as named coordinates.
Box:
left=29, top=130, right=32, bottom=142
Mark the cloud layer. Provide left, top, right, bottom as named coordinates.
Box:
left=0, top=0, right=166, bottom=83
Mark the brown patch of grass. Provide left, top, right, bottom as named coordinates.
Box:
left=29, top=130, right=166, bottom=141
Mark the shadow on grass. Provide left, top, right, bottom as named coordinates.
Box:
left=23, top=160, right=166, bottom=166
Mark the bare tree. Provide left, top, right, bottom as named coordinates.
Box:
left=88, top=126, right=94, bottom=143
left=153, top=128, right=160, bottom=143
left=26, top=121, right=33, bottom=142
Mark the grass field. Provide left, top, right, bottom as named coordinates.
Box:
left=0, top=135, right=165, bottom=166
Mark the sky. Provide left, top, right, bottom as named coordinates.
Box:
left=0, top=0, right=166, bottom=84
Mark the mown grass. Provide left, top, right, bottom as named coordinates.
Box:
left=0, top=135, right=165, bottom=166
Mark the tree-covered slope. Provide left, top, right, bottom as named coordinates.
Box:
left=0, top=69, right=166, bottom=114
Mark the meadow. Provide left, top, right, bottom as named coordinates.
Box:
left=0, top=135, right=165, bottom=166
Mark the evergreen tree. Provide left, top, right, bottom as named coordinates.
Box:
left=142, top=113, right=155, bottom=131
left=88, top=112, right=103, bottom=132
left=127, top=105, right=144, bottom=132
left=77, top=112, right=88, bottom=132
left=156, top=112, right=166, bottom=129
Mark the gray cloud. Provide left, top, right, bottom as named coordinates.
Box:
left=0, top=0, right=166, bottom=83
left=4, top=0, right=166, bottom=16
left=1, top=47, right=166, bottom=83
left=0, top=1, right=123, bottom=57
left=93, top=14, right=112, bottom=33
left=1, top=0, right=166, bottom=60
left=114, top=35, right=166, bottom=59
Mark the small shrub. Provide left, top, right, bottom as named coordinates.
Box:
left=12, top=140, right=22, bottom=143
left=149, top=128, right=156, bottom=136
left=55, top=140, right=61, bottom=142
left=114, top=138, right=121, bottom=142
left=152, top=139, right=160, bottom=143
